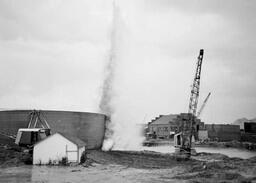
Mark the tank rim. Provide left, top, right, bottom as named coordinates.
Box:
left=0, top=109, right=107, bottom=116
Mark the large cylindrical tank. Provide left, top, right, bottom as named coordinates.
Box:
left=0, top=110, right=106, bottom=149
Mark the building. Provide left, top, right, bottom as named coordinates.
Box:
left=147, top=114, right=243, bottom=142
left=233, top=118, right=256, bottom=130
left=244, top=122, right=256, bottom=133
left=33, top=133, right=86, bottom=165
left=205, top=124, right=240, bottom=141
left=147, top=113, right=204, bottom=140
left=0, top=110, right=106, bottom=149
left=147, top=114, right=178, bottom=139
left=241, top=122, right=256, bottom=143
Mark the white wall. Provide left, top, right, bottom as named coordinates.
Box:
left=198, top=130, right=208, bottom=141
left=33, top=133, right=78, bottom=165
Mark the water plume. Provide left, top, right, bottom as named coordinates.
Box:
left=99, top=1, right=118, bottom=151
left=99, top=1, right=145, bottom=151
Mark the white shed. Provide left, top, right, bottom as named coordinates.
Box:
left=33, top=133, right=86, bottom=165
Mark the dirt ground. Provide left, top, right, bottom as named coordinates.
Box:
left=0, top=145, right=256, bottom=183
left=87, top=150, right=256, bottom=183
left=0, top=145, right=32, bottom=167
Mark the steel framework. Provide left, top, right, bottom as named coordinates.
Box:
left=197, top=92, right=211, bottom=118
left=176, top=49, right=205, bottom=157
left=188, top=49, right=204, bottom=116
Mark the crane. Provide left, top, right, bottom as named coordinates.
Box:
left=174, top=49, right=204, bottom=158
left=197, top=92, right=211, bottom=118
left=15, top=110, right=51, bottom=147
left=188, top=49, right=204, bottom=116
left=27, top=110, right=50, bottom=129
left=0, top=110, right=51, bottom=148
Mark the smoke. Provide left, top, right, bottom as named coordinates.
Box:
left=99, top=1, right=118, bottom=151
left=99, top=1, right=144, bottom=151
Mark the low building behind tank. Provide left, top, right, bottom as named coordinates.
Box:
left=244, top=122, right=256, bottom=133
left=241, top=122, right=256, bottom=143
left=205, top=124, right=240, bottom=141
left=0, top=110, right=106, bottom=149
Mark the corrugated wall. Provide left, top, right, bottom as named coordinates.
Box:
left=205, top=124, right=240, bottom=141
left=0, top=110, right=106, bottom=149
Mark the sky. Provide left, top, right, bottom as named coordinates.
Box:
left=0, top=0, right=255, bottom=124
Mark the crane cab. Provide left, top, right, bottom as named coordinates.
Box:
left=174, top=132, right=196, bottom=158
left=174, top=133, right=183, bottom=150
left=15, top=128, right=51, bottom=147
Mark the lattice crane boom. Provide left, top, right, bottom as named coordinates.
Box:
left=174, top=49, right=205, bottom=158
left=197, top=92, right=211, bottom=118
left=188, top=49, right=204, bottom=116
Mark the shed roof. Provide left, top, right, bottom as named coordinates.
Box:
left=149, top=114, right=178, bottom=125
left=35, top=132, right=87, bottom=148
left=59, top=132, right=87, bottom=148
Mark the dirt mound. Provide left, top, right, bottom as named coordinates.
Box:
left=194, top=152, right=229, bottom=161
left=87, top=150, right=194, bottom=169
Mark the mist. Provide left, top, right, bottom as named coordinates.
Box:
left=100, top=2, right=145, bottom=151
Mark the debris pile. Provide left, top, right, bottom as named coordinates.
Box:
left=0, top=144, right=32, bottom=167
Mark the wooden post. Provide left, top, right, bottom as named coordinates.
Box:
left=77, top=145, right=79, bottom=163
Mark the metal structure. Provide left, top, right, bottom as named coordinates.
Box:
left=188, top=49, right=204, bottom=116
left=15, top=110, right=51, bottom=147
left=27, top=110, right=50, bottom=129
left=174, top=49, right=204, bottom=158
left=0, top=110, right=50, bottom=141
left=197, top=92, right=211, bottom=118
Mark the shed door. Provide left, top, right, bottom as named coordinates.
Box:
left=66, top=145, right=78, bottom=162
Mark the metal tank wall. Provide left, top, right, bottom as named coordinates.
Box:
left=0, top=110, right=106, bottom=149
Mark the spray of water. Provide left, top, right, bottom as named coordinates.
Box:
left=99, top=1, right=118, bottom=151
left=99, top=1, right=145, bottom=151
